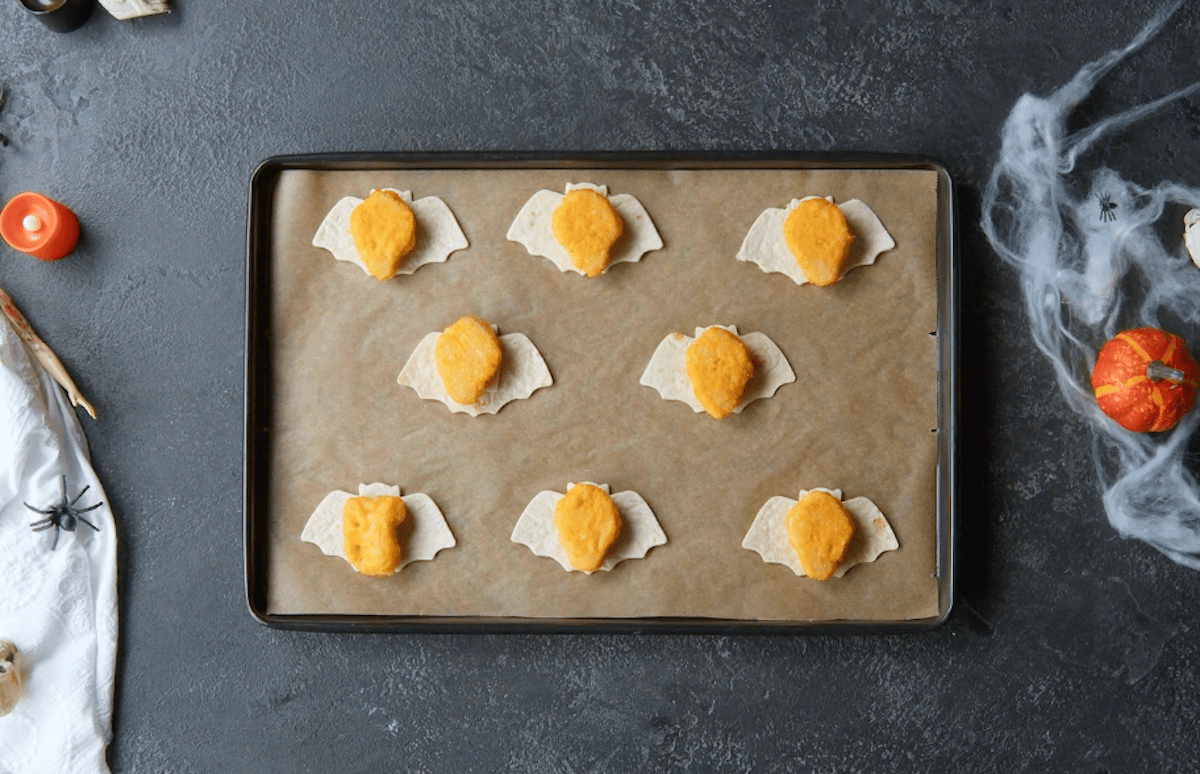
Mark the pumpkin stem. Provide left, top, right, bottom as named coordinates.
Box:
left=1147, top=360, right=1185, bottom=384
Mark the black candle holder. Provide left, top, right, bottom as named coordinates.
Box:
left=17, top=0, right=94, bottom=33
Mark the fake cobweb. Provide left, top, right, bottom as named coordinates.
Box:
left=980, top=2, right=1200, bottom=569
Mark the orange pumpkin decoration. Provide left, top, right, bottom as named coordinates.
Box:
left=1091, top=327, right=1199, bottom=432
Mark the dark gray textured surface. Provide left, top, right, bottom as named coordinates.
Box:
left=2, top=1, right=1198, bottom=771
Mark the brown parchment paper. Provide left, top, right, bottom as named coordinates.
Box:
left=263, top=165, right=941, bottom=622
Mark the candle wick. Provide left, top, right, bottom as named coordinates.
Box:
left=21, top=215, right=42, bottom=232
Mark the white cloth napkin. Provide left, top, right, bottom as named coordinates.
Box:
left=97, top=0, right=169, bottom=20
left=0, top=317, right=117, bottom=773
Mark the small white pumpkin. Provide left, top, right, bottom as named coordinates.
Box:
left=1185, top=209, right=1200, bottom=268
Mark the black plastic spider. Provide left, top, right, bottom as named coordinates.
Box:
left=1098, top=193, right=1118, bottom=222
left=26, top=476, right=102, bottom=550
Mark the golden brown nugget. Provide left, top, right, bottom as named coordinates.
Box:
left=342, top=495, right=408, bottom=577
left=550, top=188, right=624, bottom=278
left=348, top=189, right=418, bottom=280
left=685, top=327, right=755, bottom=419
left=785, top=490, right=856, bottom=581
left=434, top=316, right=504, bottom=405
left=782, top=198, right=855, bottom=287
left=553, top=483, right=623, bottom=572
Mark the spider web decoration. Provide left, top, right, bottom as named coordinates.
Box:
left=981, top=1, right=1200, bottom=568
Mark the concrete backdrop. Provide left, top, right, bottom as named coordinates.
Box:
left=1, top=1, right=1198, bottom=771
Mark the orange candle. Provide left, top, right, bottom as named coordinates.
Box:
left=0, top=192, right=80, bottom=261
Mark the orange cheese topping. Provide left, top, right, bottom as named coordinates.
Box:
left=550, top=188, right=624, bottom=278
left=685, top=327, right=755, bottom=419
left=434, top=316, right=503, bottom=405
left=782, top=198, right=855, bottom=287
left=348, top=189, right=418, bottom=280
left=553, top=483, right=622, bottom=572
left=786, top=491, right=856, bottom=581
left=342, top=495, right=407, bottom=577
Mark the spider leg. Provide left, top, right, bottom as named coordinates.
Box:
left=69, top=485, right=92, bottom=508
left=76, top=500, right=103, bottom=514
left=76, top=514, right=99, bottom=532
left=50, top=527, right=60, bottom=551
left=24, top=502, right=55, bottom=515
left=30, top=518, right=54, bottom=530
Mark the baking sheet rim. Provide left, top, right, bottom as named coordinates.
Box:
left=243, top=151, right=957, bottom=634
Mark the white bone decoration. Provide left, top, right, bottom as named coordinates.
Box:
left=0, top=640, right=20, bottom=717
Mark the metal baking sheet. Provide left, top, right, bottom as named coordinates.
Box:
left=244, top=152, right=956, bottom=633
